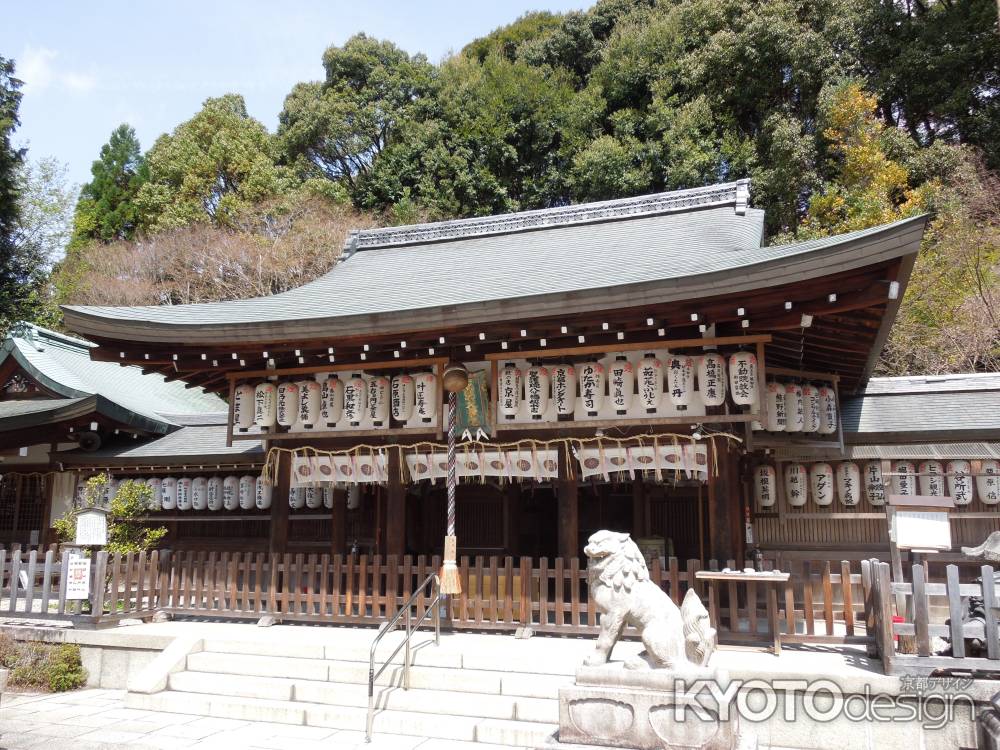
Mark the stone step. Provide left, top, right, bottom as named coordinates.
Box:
left=202, top=635, right=465, bottom=668
left=168, top=670, right=559, bottom=723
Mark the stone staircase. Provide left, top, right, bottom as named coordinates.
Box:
left=124, top=633, right=566, bottom=747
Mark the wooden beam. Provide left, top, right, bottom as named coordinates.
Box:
left=230, top=356, right=448, bottom=381
left=484, top=334, right=771, bottom=362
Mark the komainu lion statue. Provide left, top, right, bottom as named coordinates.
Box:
left=584, top=530, right=717, bottom=670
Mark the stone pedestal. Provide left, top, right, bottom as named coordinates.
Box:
left=544, top=663, right=754, bottom=750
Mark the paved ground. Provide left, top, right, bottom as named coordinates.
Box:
left=0, top=689, right=516, bottom=750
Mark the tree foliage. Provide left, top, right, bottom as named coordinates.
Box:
left=72, top=124, right=148, bottom=245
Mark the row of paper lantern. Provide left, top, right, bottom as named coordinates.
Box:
left=754, top=460, right=1000, bottom=508
left=753, top=382, right=838, bottom=434
left=232, top=373, right=438, bottom=431
left=498, top=351, right=759, bottom=419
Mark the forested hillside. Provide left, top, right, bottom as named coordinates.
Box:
left=2, top=0, right=998, bottom=374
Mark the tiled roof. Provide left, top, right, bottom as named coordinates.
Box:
left=56, top=424, right=262, bottom=464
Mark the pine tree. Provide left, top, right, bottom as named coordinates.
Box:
left=72, top=124, right=148, bottom=244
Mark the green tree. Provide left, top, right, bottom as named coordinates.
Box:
left=72, top=124, right=148, bottom=245
left=0, top=56, right=33, bottom=333
left=53, top=474, right=166, bottom=555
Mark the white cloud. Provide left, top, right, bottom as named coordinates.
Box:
left=18, top=45, right=98, bottom=94
left=63, top=71, right=97, bottom=93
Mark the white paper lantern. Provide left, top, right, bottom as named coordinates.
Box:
left=947, top=460, right=974, bottom=505
left=801, top=384, right=820, bottom=433
left=222, top=476, right=239, bottom=510
left=207, top=477, right=223, bottom=511
left=391, top=375, right=414, bottom=422
left=836, top=462, right=861, bottom=506
left=784, top=384, right=804, bottom=433
left=289, top=487, right=305, bottom=510
left=667, top=355, right=694, bottom=410
left=254, top=382, right=277, bottom=430
left=239, top=475, right=256, bottom=510
left=255, top=476, right=272, bottom=509
left=525, top=365, right=551, bottom=420
left=579, top=362, right=606, bottom=416
left=608, top=358, right=633, bottom=416
left=233, top=384, right=255, bottom=430
left=160, top=477, right=177, bottom=510
left=918, top=461, right=946, bottom=497
left=892, top=461, right=917, bottom=498
left=343, top=375, right=368, bottom=426
left=277, top=382, right=300, bottom=427
left=322, top=377, right=344, bottom=427
left=551, top=365, right=578, bottom=416
left=864, top=461, right=886, bottom=506
left=728, top=351, right=758, bottom=406
left=785, top=464, right=808, bottom=507
left=697, top=353, right=727, bottom=407
left=191, top=477, right=208, bottom=510
left=817, top=386, right=838, bottom=435
left=499, top=364, right=522, bottom=420
left=305, top=486, right=322, bottom=509
left=347, top=484, right=362, bottom=510
left=414, top=373, right=438, bottom=424
left=367, top=375, right=390, bottom=427
left=765, top=382, right=786, bottom=432
left=754, top=465, right=777, bottom=508
left=176, top=477, right=192, bottom=511
left=322, top=485, right=335, bottom=509
left=636, top=354, right=662, bottom=414
left=978, top=460, right=1000, bottom=505
left=103, top=478, right=119, bottom=504
left=145, top=477, right=162, bottom=511
left=298, top=379, right=322, bottom=428
left=809, top=463, right=834, bottom=506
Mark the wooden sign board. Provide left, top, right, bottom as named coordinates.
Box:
left=888, top=494, right=955, bottom=552
left=75, top=507, right=108, bottom=546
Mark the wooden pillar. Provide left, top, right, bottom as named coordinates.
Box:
left=504, top=483, right=521, bottom=556
left=632, top=480, right=646, bottom=538
left=269, top=449, right=291, bottom=555
left=385, top=449, right=406, bottom=557
left=557, top=445, right=579, bottom=560
left=706, top=441, right=742, bottom=564
left=330, top=487, right=347, bottom=556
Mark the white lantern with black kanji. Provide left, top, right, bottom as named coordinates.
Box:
left=207, top=477, right=223, bottom=511
left=391, top=375, right=414, bottom=422
left=609, top=358, right=633, bottom=416
left=322, top=485, right=335, bottom=509
left=343, top=375, right=367, bottom=427
left=579, top=361, right=605, bottom=417
left=176, top=477, right=192, bottom=511
left=865, top=461, right=886, bottom=506
left=499, top=363, right=522, bottom=420
left=754, top=465, right=777, bottom=508
left=697, top=353, right=726, bottom=407
left=801, top=384, right=820, bottom=433
left=276, top=382, right=300, bottom=427
left=254, top=382, right=277, bottom=430
left=414, top=372, right=438, bottom=424
left=810, top=463, right=834, bottom=506
left=947, top=460, right=974, bottom=505
left=289, top=487, right=305, bottom=510
left=785, top=384, right=805, bottom=433
left=298, top=379, right=322, bottom=429
left=145, top=477, right=162, bottom=511
left=785, top=464, right=808, bottom=507
left=255, top=476, right=272, bottom=509
left=978, top=460, right=1000, bottom=505
left=636, top=354, right=662, bottom=414
left=892, top=461, right=917, bottom=498
left=765, top=382, right=786, bottom=432
left=368, top=375, right=390, bottom=427
left=551, top=364, right=577, bottom=416
left=233, top=384, right=255, bottom=431
left=160, top=476, right=177, bottom=510
left=304, top=486, right=322, bottom=509
left=222, top=476, right=239, bottom=510
left=191, top=477, right=208, bottom=510
left=322, top=377, right=344, bottom=427
left=239, top=475, right=255, bottom=509
left=918, top=461, right=946, bottom=497
left=525, top=365, right=551, bottom=420
left=817, top=386, right=838, bottom=435
left=728, top=351, right=757, bottom=406
left=667, top=355, right=694, bottom=410
left=836, top=462, right=861, bottom=506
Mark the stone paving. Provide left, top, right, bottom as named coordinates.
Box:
left=0, top=688, right=524, bottom=750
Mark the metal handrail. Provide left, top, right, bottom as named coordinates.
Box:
left=366, top=571, right=441, bottom=742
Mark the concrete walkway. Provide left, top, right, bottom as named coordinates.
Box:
left=0, top=688, right=522, bottom=750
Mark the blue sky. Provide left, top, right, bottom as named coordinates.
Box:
left=3, top=1, right=585, bottom=189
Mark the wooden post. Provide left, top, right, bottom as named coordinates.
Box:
left=632, top=479, right=646, bottom=538
left=706, top=441, right=742, bottom=563
left=330, top=487, right=347, bottom=556
left=504, top=483, right=521, bottom=556
left=386, top=449, right=406, bottom=557
left=557, top=445, right=579, bottom=560
left=269, top=450, right=291, bottom=555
